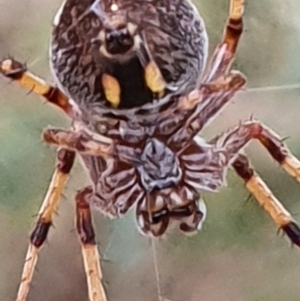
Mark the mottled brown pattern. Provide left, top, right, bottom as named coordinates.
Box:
left=50, top=0, right=208, bottom=111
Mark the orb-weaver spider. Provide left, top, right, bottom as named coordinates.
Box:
left=1, top=0, right=300, bottom=301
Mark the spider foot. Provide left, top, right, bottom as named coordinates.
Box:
left=282, top=222, right=300, bottom=247
left=0, top=58, right=27, bottom=79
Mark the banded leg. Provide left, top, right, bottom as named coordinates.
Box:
left=212, top=120, right=300, bottom=246
left=174, top=0, right=245, bottom=140
left=203, top=0, right=244, bottom=82
left=16, top=149, right=75, bottom=301
left=233, top=155, right=300, bottom=246
left=171, top=71, right=246, bottom=145
left=0, top=58, right=72, bottom=114
left=76, top=188, right=107, bottom=301
left=43, top=127, right=139, bottom=164
left=43, top=128, right=113, bottom=158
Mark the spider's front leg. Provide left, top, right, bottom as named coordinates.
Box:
left=16, top=149, right=75, bottom=301
left=212, top=120, right=300, bottom=246
left=0, top=58, right=73, bottom=115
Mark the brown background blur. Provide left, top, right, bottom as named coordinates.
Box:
left=1, top=1, right=300, bottom=301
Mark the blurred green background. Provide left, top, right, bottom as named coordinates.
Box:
left=1, top=0, right=300, bottom=301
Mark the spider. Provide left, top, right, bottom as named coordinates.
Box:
left=1, top=0, right=300, bottom=300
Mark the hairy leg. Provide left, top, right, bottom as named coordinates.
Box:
left=0, top=58, right=73, bottom=115
left=232, top=154, right=300, bottom=246
left=16, top=149, right=75, bottom=301
left=211, top=121, right=300, bottom=246
left=43, top=127, right=141, bottom=164
left=169, top=71, right=246, bottom=145
left=202, top=0, right=244, bottom=82
left=76, top=187, right=107, bottom=301
left=172, top=0, right=245, bottom=139
left=170, top=0, right=245, bottom=143
left=43, top=128, right=113, bottom=158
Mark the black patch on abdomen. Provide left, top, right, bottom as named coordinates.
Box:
left=110, top=56, right=153, bottom=109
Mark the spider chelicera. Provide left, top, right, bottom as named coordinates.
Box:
left=1, top=0, right=300, bottom=301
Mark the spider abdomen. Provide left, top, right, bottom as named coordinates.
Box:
left=50, top=0, right=208, bottom=112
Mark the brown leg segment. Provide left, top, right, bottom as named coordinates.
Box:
left=178, top=71, right=245, bottom=111
left=43, top=127, right=140, bottom=164
left=203, top=0, right=244, bottom=83
left=76, top=188, right=107, bottom=301
left=42, top=128, right=113, bottom=158
left=174, top=0, right=245, bottom=141
left=213, top=121, right=300, bottom=246
left=233, top=155, right=300, bottom=246
left=0, top=58, right=72, bottom=114
left=171, top=71, right=246, bottom=144
left=16, top=149, right=75, bottom=301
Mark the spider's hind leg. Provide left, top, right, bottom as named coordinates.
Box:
left=211, top=120, right=300, bottom=247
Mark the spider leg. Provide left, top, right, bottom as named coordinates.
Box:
left=0, top=58, right=72, bottom=114
left=43, top=127, right=140, bottom=164
left=203, top=0, right=244, bottom=82
left=43, top=128, right=113, bottom=158
left=16, top=149, right=75, bottom=301
left=76, top=187, right=107, bottom=301
left=212, top=120, right=300, bottom=246
left=178, top=71, right=245, bottom=111
left=172, top=0, right=245, bottom=140
left=170, top=71, right=246, bottom=145
left=232, top=154, right=300, bottom=246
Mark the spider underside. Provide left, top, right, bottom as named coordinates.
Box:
left=1, top=0, right=300, bottom=301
